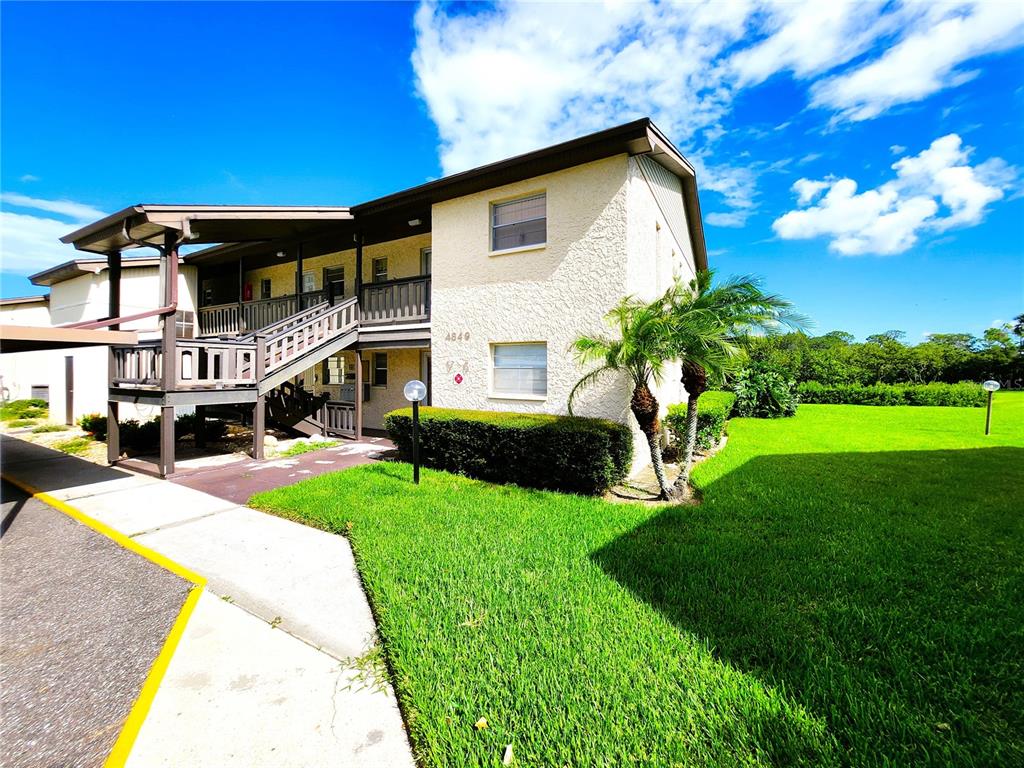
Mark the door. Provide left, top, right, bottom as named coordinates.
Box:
left=324, top=267, right=345, bottom=304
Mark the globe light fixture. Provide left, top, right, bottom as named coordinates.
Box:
left=982, top=380, right=1000, bottom=435
left=403, top=379, right=427, bottom=483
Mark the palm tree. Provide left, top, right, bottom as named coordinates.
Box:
left=666, top=271, right=807, bottom=496
left=568, top=296, right=674, bottom=500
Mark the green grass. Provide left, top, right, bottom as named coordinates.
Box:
left=251, top=392, right=1024, bottom=767
left=53, top=436, right=94, bottom=456
left=276, top=439, right=335, bottom=457
left=5, top=418, right=37, bottom=428
left=31, top=423, right=70, bottom=433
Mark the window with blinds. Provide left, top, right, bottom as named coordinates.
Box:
left=491, top=193, right=546, bottom=251
left=492, top=343, right=547, bottom=397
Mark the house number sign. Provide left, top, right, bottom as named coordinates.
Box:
left=445, top=331, right=471, bottom=342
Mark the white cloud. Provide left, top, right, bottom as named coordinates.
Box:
left=705, top=211, right=748, bottom=228
left=19, top=174, right=39, bottom=183
left=412, top=1, right=1024, bottom=229
left=0, top=193, right=104, bottom=275
left=772, top=134, right=1016, bottom=255
left=889, top=145, right=907, bottom=155
left=811, top=1, right=1024, bottom=122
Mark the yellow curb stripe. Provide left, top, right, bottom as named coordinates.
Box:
left=1, top=472, right=208, bottom=767
left=1, top=475, right=205, bottom=586
left=103, top=584, right=203, bottom=768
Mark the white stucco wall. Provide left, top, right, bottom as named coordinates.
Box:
left=1, top=263, right=199, bottom=425
left=0, top=300, right=50, bottom=326
left=430, top=155, right=633, bottom=425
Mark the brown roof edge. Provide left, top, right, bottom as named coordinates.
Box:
left=0, top=294, right=48, bottom=305
left=29, top=255, right=183, bottom=287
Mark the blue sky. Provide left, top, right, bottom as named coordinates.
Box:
left=1, top=1, right=1022, bottom=341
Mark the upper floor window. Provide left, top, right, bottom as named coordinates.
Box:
left=372, top=352, right=388, bottom=387
left=372, top=258, right=388, bottom=283
left=260, top=279, right=272, bottom=300
left=302, top=271, right=316, bottom=293
left=492, top=342, right=547, bottom=397
left=420, top=247, right=432, bottom=275
left=491, top=193, right=546, bottom=252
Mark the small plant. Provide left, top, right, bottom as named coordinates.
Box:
left=0, top=398, right=48, bottom=421
left=79, top=413, right=108, bottom=440
left=54, top=436, right=94, bottom=456
left=732, top=362, right=799, bottom=418
left=278, top=439, right=335, bottom=457
left=32, top=424, right=70, bottom=433
left=666, top=391, right=736, bottom=453
left=6, top=418, right=37, bottom=428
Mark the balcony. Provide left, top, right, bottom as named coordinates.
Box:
left=196, top=276, right=430, bottom=337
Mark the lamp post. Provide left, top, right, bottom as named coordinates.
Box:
left=982, top=380, right=1000, bottom=435
left=403, top=379, right=427, bottom=483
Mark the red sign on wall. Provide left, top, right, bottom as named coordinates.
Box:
left=454, top=373, right=464, bottom=384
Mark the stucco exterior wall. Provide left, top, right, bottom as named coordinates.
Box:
left=0, top=301, right=50, bottom=326
left=429, top=154, right=637, bottom=442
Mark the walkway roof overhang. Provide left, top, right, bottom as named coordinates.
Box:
left=0, top=325, right=139, bottom=353
left=60, top=205, right=354, bottom=255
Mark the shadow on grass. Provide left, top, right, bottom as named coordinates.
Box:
left=592, top=447, right=1024, bottom=766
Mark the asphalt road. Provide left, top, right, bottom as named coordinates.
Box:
left=0, top=481, right=190, bottom=768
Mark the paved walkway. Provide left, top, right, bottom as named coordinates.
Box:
left=0, top=435, right=415, bottom=768
left=0, top=482, right=188, bottom=768
left=169, top=436, right=392, bottom=505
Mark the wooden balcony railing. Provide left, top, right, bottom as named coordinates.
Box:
left=198, top=290, right=327, bottom=337
left=320, top=401, right=356, bottom=436
left=359, top=275, right=430, bottom=326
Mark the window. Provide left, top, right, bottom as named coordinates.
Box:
left=420, top=247, right=432, bottom=275
left=175, top=310, right=194, bottom=339
left=372, top=257, right=388, bottom=283
left=322, top=355, right=343, bottom=385
left=372, top=352, right=388, bottom=387
left=302, top=271, right=316, bottom=293
left=324, top=267, right=345, bottom=301
left=492, top=343, right=547, bottom=397
left=491, top=193, right=546, bottom=252
left=260, top=279, right=272, bottom=300
left=31, top=385, right=49, bottom=403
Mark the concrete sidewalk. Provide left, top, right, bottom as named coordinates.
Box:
left=0, top=435, right=415, bottom=768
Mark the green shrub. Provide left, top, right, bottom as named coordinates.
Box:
left=32, top=424, right=70, bottom=433
left=798, top=381, right=987, bottom=407
left=6, top=418, right=37, bottom=428
left=384, top=407, right=633, bottom=496
left=78, top=412, right=228, bottom=449
left=1, top=398, right=48, bottom=421
left=54, top=436, right=93, bottom=456
left=665, top=391, right=737, bottom=453
left=732, top=362, right=799, bottom=418
left=79, top=413, right=108, bottom=440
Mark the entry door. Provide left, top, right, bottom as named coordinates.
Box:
left=324, top=267, right=345, bottom=304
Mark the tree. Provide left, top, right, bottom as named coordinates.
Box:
left=664, top=271, right=806, bottom=495
left=568, top=295, right=675, bottom=500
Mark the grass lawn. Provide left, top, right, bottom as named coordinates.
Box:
left=251, top=392, right=1024, bottom=767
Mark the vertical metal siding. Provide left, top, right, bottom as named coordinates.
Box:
left=637, top=154, right=690, bottom=259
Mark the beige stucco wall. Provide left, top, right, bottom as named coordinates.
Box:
left=0, top=300, right=50, bottom=326
left=243, top=233, right=431, bottom=299
left=429, top=153, right=699, bottom=474
left=429, top=155, right=636, bottom=446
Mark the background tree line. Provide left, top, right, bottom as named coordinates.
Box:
left=745, top=314, right=1024, bottom=388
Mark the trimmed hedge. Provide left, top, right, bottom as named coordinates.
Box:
left=798, top=381, right=987, bottom=407
left=384, top=407, right=633, bottom=496
left=665, top=391, right=737, bottom=453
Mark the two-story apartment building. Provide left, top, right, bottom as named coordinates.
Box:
left=7, top=118, right=707, bottom=476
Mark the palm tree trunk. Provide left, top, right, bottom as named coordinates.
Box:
left=630, top=383, right=672, bottom=500
left=671, top=391, right=700, bottom=496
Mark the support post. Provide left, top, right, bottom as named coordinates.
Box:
left=354, top=352, right=363, bottom=440
left=354, top=233, right=363, bottom=303
left=158, top=405, right=174, bottom=477
left=238, top=254, right=246, bottom=333
left=160, top=232, right=178, bottom=392
left=295, top=243, right=304, bottom=307
left=252, top=395, right=266, bottom=460
left=108, top=250, right=122, bottom=329
left=64, top=356, right=74, bottom=426
left=107, top=346, right=120, bottom=464
left=195, top=405, right=206, bottom=450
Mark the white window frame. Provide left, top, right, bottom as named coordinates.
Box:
left=372, top=351, right=388, bottom=388
left=372, top=257, right=388, bottom=283
left=490, top=192, right=546, bottom=255
left=490, top=342, right=547, bottom=400
left=302, top=270, right=316, bottom=293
